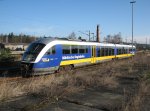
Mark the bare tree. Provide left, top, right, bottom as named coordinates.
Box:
left=104, top=32, right=122, bottom=44
left=68, top=32, right=76, bottom=40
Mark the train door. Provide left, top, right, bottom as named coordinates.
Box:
left=48, top=45, right=62, bottom=67
left=91, top=46, right=96, bottom=63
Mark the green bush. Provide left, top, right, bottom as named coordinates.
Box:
left=0, top=48, right=14, bottom=61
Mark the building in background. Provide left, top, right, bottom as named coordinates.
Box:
left=4, top=43, right=29, bottom=51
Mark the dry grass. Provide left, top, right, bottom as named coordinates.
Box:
left=123, top=75, right=150, bottom=111
left=0, top=51, right=150, bottom=109
left=122, top=52, right=150, bottom=111
left=0, top=64, right=119, bottom=102
left=0, top=82, right=23, bottom=100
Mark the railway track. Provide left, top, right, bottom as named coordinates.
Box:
left=0, top=58, right=132, bottom=84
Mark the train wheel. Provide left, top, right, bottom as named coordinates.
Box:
left=58, top=66, right=65, bottom=74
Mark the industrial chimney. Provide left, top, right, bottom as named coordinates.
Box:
left=96, top=25, right=100, bottom=42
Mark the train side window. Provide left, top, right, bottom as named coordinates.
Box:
left=123, top=49, right=125, bottom=54
left=119, top=49, right=122, bottom=54
left=105, top=48, right=108, bottom=56
left=71, top=45, right=78, bottom=54
left=109, top=48, right=112, bottom=56
left=45, top=46, right=55, bottom=55
left=116, top=49, right=118, bottom=55
left=86, top=46, right=88, bottom=53
left=62, top=45, right=71, bottom=54
left=121, top=49, right=123, bottom=54
left=97, top=47, right=100, bottom=57
left=117, top=49, right=120, bottom=55
left=100, top=48, right=102, bottom=56
left=123, top=48, right=126, bottom=54
left=130, top=48, right=133, bottom=53
left=112, top=48, right=114, bottom=55
left=118, top=49, right=120, bottom=55
left=108, top=48, right=110, bottom=56
left=79, top=45, right=86, bottom=53
left=101, top=48, right=105, bottom=56
left=119, top=48, right=121, bottom=54
left=125, top=49, right=127, bottom=54
left=127, top=49, right=129, bottom=53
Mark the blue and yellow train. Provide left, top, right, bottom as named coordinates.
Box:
left=21, top=37, right=136, bottom=76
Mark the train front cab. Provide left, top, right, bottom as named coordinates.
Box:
left=21, top=44, right=62, bottom=76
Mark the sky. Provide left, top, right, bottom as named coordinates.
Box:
left=0, top=0, right=150, bottom=43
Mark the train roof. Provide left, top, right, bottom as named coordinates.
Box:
left=33, top=38, right=135, bottom=63
left=34, top=37, right=56, bottom=44
left=33, top=37, right=135, bottom=48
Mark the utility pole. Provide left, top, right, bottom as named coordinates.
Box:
left=130, top=0, right=136, bottom=52
left=96, top=25, right=100, bottom=42
left=88, top=30, right=91, bottom=41
left=91, top=33, right=94, bottom=41
left=78, top=30, right=91, bottom=41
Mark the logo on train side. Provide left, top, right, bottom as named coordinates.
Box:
left=62, top=55, right=85, bottom=60
left=42, top=58, right=50, bottom=62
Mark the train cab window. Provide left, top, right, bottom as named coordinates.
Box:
left=71, top=45, right=78, bottom=54
left=45, top=46, right=55, bottom=55
left=62, top=45, right=71, bottom=54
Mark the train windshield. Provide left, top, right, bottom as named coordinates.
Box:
left=22, top=43, right=45, bottom=61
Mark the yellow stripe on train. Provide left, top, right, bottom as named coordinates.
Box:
left=60, top=54, right=134, bottom=66
left=60, top=58, right=91, bottom=66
